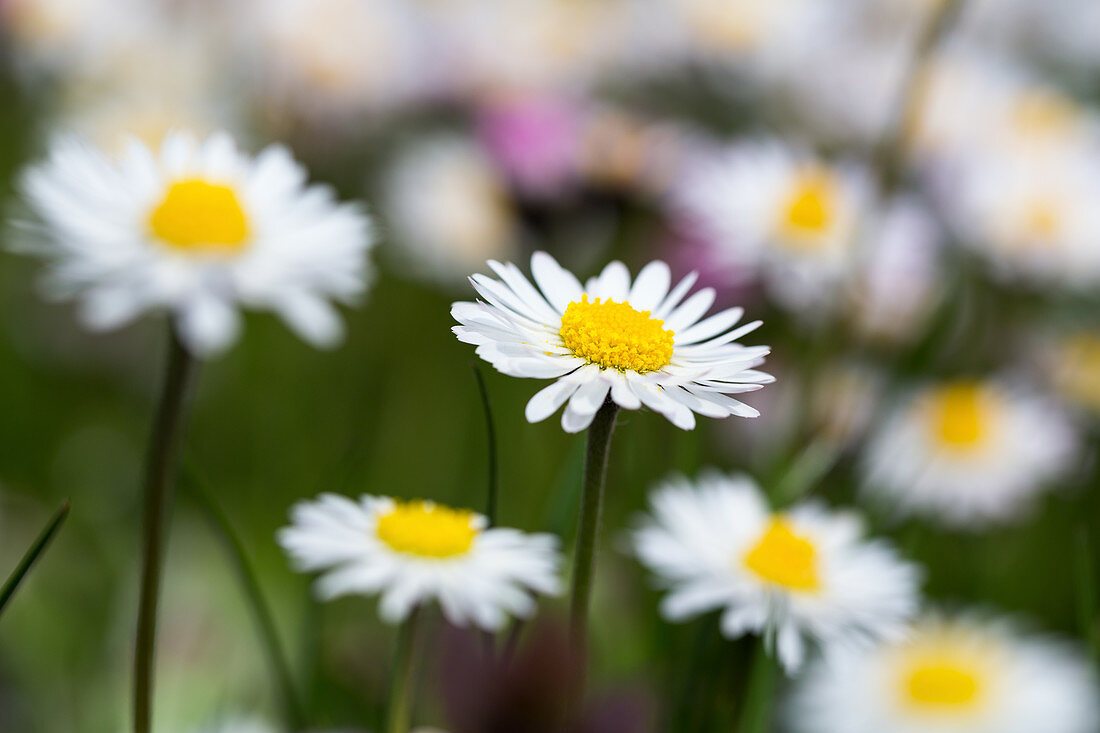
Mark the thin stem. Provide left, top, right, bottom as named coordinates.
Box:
left=736, top=640, right=779, bottom=733
left=569, top=399, right=620, bottom=649
left=386, top=608, right=423, bottom=733
left=873, top=0, right=967, bottom=191
left=471, top=364, right=499, bottom=526
left=183, top=465, right=305, bottom=732
left=133, top=327, right=198, bottom=733
left=0, top=500, right=70, bottom=617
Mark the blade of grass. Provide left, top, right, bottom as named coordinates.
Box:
left=471, top=364, right=499, bottom=526
left=0, top=500, right=70, bottom=616
left=736, top=640, right=779, bottom=733
left=182, top=464, right=305, bottom=732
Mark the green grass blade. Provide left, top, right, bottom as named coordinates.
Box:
left=0, top=500, right=70, bottom=617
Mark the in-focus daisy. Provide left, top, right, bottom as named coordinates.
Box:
left=383, top=134, right=518, bottom=287
left=789, top=613, right=1100, bottom=733
left=18, top=131, right=375, bottom=356
left=278, top=494, right=561, bottom=631
left=631, top=472, right=921, bottom=672
left=862, top=379, right=1078, bottom=527
left=451, top=251, right=773, bottom=433
left=672, top=140, right=873, bottom=314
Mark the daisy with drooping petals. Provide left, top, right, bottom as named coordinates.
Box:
left=17, top=131, right=375, bottom=357
left=672, top=140, right=873, bottom=314
left=278, top=494, right=561, bottom=631
left=451, top=252, right=773, bottom=433
left=632, top=472, right=921, bottom=672
left=789, top=613, right=1100, bottom=733
left=861, top=379, right=1078, bottom=527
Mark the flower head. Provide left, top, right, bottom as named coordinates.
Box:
left=18, top=131, right=375, bottom=356
left=789, top=613, right=1100, bottom=733
left=452, top=252, right=772, bottom=433
left=861, top=378, right=1079, bottom=527
left=278, top=494, right=561, bottom=631
left=631, top=472, right=921, bottom=672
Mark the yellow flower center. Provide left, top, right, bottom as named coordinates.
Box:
left=149, top=180, right=250, bottom=253
left=376, top=500, right=479, bottom=558
left=1012, top=90, right=1077, bottom=140
left=1022, top=199, right=1062, bottom=242
left=559, top=295, right=675, bottom=373
left=778, top=169, right=837, bottom=244
left=930, top=382, right=989, bottom=448
left=1057, top=334, right=1100, bottom=411
left=742, top=518, right=821, bottom=593
left=903, top=659, right=984, bottom=711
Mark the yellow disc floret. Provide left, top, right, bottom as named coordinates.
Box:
left=559, top=295, right=674, bottom=373
left=930, top=382, right=990, bottom=448
left=778, top=168, right=838, bottom=244
left=149, top=179, right=250, bottom=253
left=905, top=662, right=982, bottom=710
left=742, top=518, right=821, bottom=593
left=376, top=500, right=479, bottom=558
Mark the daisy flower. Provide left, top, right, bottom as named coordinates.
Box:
left=861, top=379, right=1079, bottom=527
left=1046, top=331, right=1100, bottom=416
left=631, top=472, right=921, bottom=673
left=278, top=494, right=561, bottom=631
left=672, top=140, right=873, bottom=314
left=451, top=251, right=773, bottom=433
left=789, top=613, right=1100, bottom=733
left=17, top=131, right=375, bottom=356
left=383, top=134, right=518, bottom=287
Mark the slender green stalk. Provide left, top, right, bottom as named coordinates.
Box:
left=873, top=0, right=967, bottom=191
left=736, top=640, right=779, bottom=733
left=183, top=466, right=305, bottom=732
left=0, top=500, right=70, bottom=617
left=386, top=608, right=423, bottom=733
left=133, top=327, right=198, bottom=733
left=1075, top=527, right=1099, bottom=662
left=569, top=399, right=619, bottom=649
left=773, top=436, right=844, bottom=506
left=471, top=365, right=499, bottom=526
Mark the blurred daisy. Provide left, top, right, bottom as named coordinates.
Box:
left=18, top=131, right=374, bottom=356
left=632, top=472, right=921, bottom=672
left=278, top=494, right=561, bottom=631
left=246, top=0, right=430, bottom=120
left=672, top=140, right=873, bottom=314
left=383, top=135, right=518, bottom=287
left=789, top=613, right=1100, bottom=733
left=452, top=252, right=773, bottom=433
left=862, top=379, right=1078, bottom=527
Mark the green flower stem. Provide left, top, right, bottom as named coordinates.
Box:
left=0, top=499, right=70, bottom=617
left=133, top=327, right=198, bottom=733
left=386, top=608, right=424, bottom=733
left=184, top=465, right=305, bottom=732
left=569, top=398, right=620, bottom=650
left=471, top=364, right=499, bottom=527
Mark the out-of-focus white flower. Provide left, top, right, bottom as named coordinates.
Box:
left=476, top=94, right=583, bottom=198
left=659, top=0, right=824, bottom=63
left=429, top=0, right=637, bottom=95
left=632, top=472, right=921, bottom=673
left=939, top=152, right=1100, bottom=289
left=789, top=613, right=1100, bottom=733
left=18, top=131, right=375, bottom=356
left=849, top=196, right=943, bottom=344
left=809, top=363, right=885, bottom=447
left=452, top=252, right=773, bottom=433
left=862, top=379, right=1078, bottom=527
left=278, top=494, right=561, bottom=631
left=961, top=0, right=1100, bottom=72
left=190, top=718, right=274, bottom=733
left=383, top=135, right=518, bottom=287
left=245, top=0, right=430, bottom=119
left=672, top=140, right=873, bottom=314
left=0, top=0, right=151, bottom=76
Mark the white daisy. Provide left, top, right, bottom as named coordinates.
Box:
left=789, top=613, right=1100, bottom=733
left=451, top=251, right=773, bottom=433
left=17, top=131, right=375, bottom=357
left=631, top=472, right=921, bottom=673
left=861, top=378, right=1079, bottom=527
left=1044, top=331, right=1100, bottom=416
left=277, top=494, right=561, bottom=631
left=382, top=134, right=518, bottom=287
left=672, top=140, right=873, bottom=314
